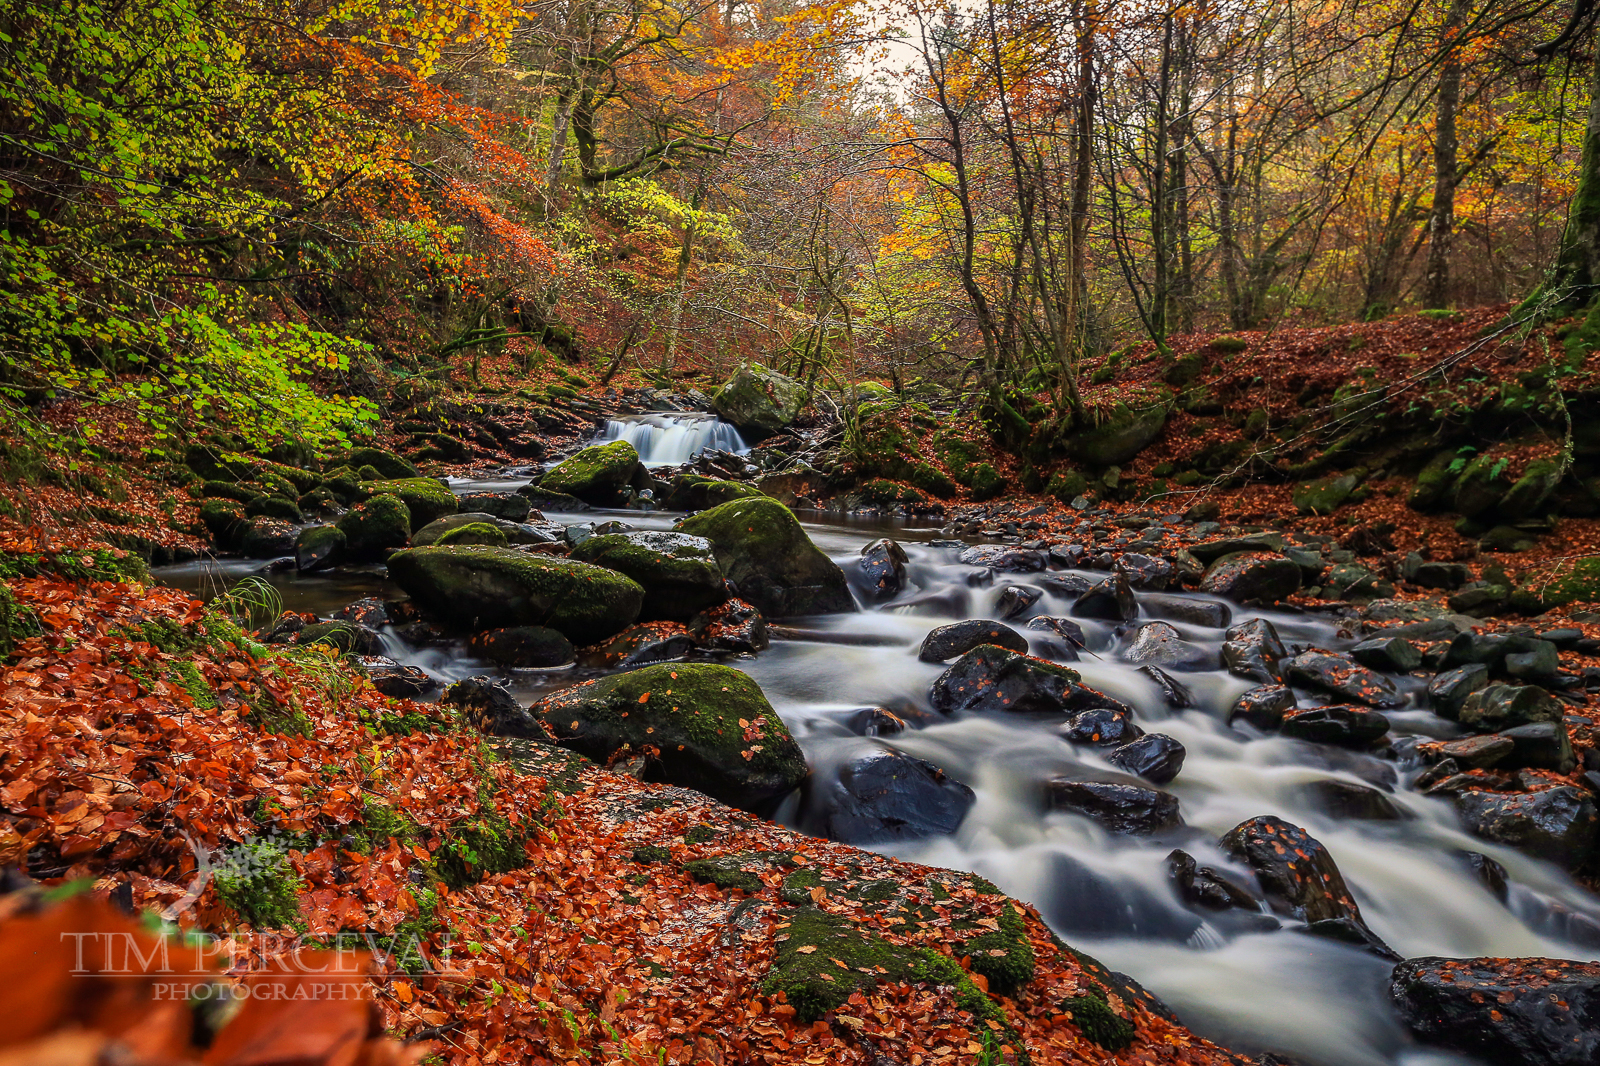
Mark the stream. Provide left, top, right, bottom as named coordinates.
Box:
left=154, top=480, right=1600, bottom=1066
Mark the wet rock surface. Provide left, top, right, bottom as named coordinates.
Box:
left=1453, top=786, right=1599, bottom=869
left=1391, top=956, right=1600, bottom=1066
left=802, top=747, right=976, bottom=844
left=919, top=619, right=1028, bottom=662
left=1044, top=779, right=1183, bottom=834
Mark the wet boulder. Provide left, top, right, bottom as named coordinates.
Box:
left=467, top=626, right=575, bottom=668
left=583, top=621, right=699, bottom=668
left=1122, top=621, right=1210, bottom=669
left=1284, top=651, right=1407, bottom=708
left=1322, top=563, right=1396, bottom=603
left=1218, top=815, right=1369, bottom=927
left=1025, top=615, right=1087, bottom=648
left=1071, top=571, right=1137, bottom=621
left=957, top=545, right=1047, bottom=572
left=919, top=619, right=1028, bottom=662
left=842, top=707, right=909, bottom=736
left=1279, top=706, right=1391, bottom=747
left=434, top=521, right=509, bottom=547
left=443, top=675, right=544, bottom=738
left=237, top=517, right=298, bottom=560
left=533, top=663, right=807, bottom=814
left=1043, top=852, right=1204, bottom=942
left=1140, top=593, right=1231, bottom=628
left=1200, top=551, right=1301, bottom=603
left=333, top=598, right=388, bottom=628
left=1167, top=849, right=1265, bottom=915
left=1350, top=636, right=1422, bottom=673
left=1139, top=665, right=1195, bottom=708
left=455, top=492, right=532, bottom=522
left=1107, top=733, right=1186, bottom=785
left=358, top=658, right=436, bottom=698
left=1063, top=404, right=1167, bottom=466
left=296, top=620, right=384, bottom=655
left=1060, top=705, right=1144, bottom=746
left=413, top=513, right=524, bottom=547
left=1222, top=618, right=1289, bottom=684
left=1418, top=733, right=1514, bottom=769
left=295, top=525, right=345, bottom=572
left=678, top=497, right=855, bottom=617
left=688, top=597, right=770, bottom=653
left=710, top=362, right=806, bottom=440
left=337, top=493, right=411, bottom=558
left=996, top=583, right=1042, bottom=620
left=1190, top=533, right=1285, bottom=564
left=387, top=546, right=644, bottom=641
left=930, top=644, right=1107, bottom=717
left=1390, top=956, right=1600, bottom=1066
left=1118, top=553, right=1175, bottom=590
left=1428, top=663, right=1490, bottom=720
left=1457, top=683, right=1563, bottom=732
left=570, top=531, right=726, bottom=621
left=1454, top=786, right=1598, bottom=869
left=802, top=747, right=976, bottom=844
left=1229, top=684, right=1297, bottom=730
left=1044, top=780, right=1182, bottom=835
left=537, top=440, right=644, bottom=505
left=1499, top=722, right=1576, bottom=773
left=857, top=538, right=908, bottom=600
left=358, top=477, right=458, bottom=529
left=346, top=446, right=418, bottom=480
left=1300, top=779, right=1409, bottom=821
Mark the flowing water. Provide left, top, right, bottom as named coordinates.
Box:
left=592, top=412, right=748, bottom=467
left=154, top=492, right=1600, bottom=1066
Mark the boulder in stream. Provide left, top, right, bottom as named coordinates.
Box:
left=1428, top=663, right=1490, bottom=720
left=533, top=662, right=807, bottom=814
left=295, top=525, right=345, bottom=571
left=1279, top=706, right=1391, bottom=747
left=857, top=538, right=908, bottom=600
left=570, top=530, right=727, bottom=621
left=467, top=626, right=575, bottom=668
left=1229, top=684, right=1297, bottom=730
left=387, top=545, right=644, bottom=641
left=582, top=621, right=699, bottom=668
left=1454, top=786, right=1598, bottom=869
left=688, top=597, right=769, bottom=653
left=1044, top=780, right=1182, bottom=834
left=455, top=491, right=533, bottom=521
left=1123, top=621, right=1211, bottom=669
left=238, top=517, right=297, bottom=559
left=1457, top=683, right=1563, bottom=732
left=1218, top=815, right=1367, bottom=925
left=1107, top=733, right=1186, bottom=784
left=802, top=747, right=975, bottom=844
left=1390, top=956, right=1600, bottom=1066
left=444, top=675, right=544, bottom=738
left=1221, top=618, right=1289, bottom=684
left=677, top=496, right=855, bottom=617
left=710, top=363, right=806, bottom=440
left=1200, top=551, right=1301, bottom=603
left=1284, top=651, right=1407, bottom=708
left=337, top=493, right=411, bottom=558
left=538, top=440, right=645, bottom=505
left=1060, top=704, right=1144, bottom=746
left=919, top=619, right=1028, bottom=662
left=930, top=644, right=1111, bottom=716
left=1071, top=571, right=1137, bottom=621
left=358, top=477, right=459, bottom=528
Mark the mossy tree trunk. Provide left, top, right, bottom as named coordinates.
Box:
left=1538, top=37, right=1600, bottom=316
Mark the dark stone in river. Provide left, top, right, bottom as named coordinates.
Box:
left=1454, top=786, right=1599, bottom=869
left=1122, top=621, right=1211, bottom=669
left=1025, top=615, right=1087, bottom=647
left=1284, top=651, right=1407, bottom=708
left=1390, top=956, right=1600, bottom=1066
left=930, top=644, right=1113, bottom=716
left=1200, top=551, right=1302, bottom=603
left=1222, top=618, right=1288, bottom=684
left=1139, top=665, right=1195, bottom=708
left=1229, top=684, right=1297, bottom=730
left=858, top=538, right=908, bottom=600
left=1218, top=815, right=1366, bottom=925
left=996, top=583, right=1042, bottom=620
left=1117, top=552, right=1174, bottom=590
left=1499, top=722, right=1576, bottom=773
left=1459, top=850, right=1509, bottom=902
left=1458, top=683, right=1563, bottom=732
left=455, top=491, right=533, bottom=522
left=1279, top=706, right=1391, bottom=747
left=1044, top=780, right=1182, bottom=834
left=1300, top=779, right=1409, bottom=821
left=919, top=619, right=1028, bottom=662
left=1107, top=733, right=1186, bottom=784
left=1071, top=571, right=1137, bottom=621
left=1420, top=732, right=1514, bottom=769
left=442, top=675, right=544, bottom=738
left=842, top=706, right=908, bottom=736
left=1350, top=635, right=1422, bottom=672
left=1167, top=849, right=1265, bottom=914
left=802, top=747, right=975, bottom=845
left=356, top=656, right=436, bottom=698
left=468, top=626, right=575, bottom=668
left=1059, top=705, right=1144, bottom=746
left=332, top=596, right=389, bottom=629
left=689, top=597, right=770, bottom=653
left=1139, top=593, right=1232, bottom=629
left=1189, top=534, right=1285, bottom=565
left=1042, top=852, right=1203, bottom=942
left=958, top=545, right=1046, bottom=572
left=1428, top=663, right=1491, bottom=720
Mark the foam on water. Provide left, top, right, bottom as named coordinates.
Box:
left=595, top=412, right=747, bottom=466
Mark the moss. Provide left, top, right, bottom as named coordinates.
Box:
left=712, top=364, right=807, bottom=436
left=908, top=463, right=958, bottom=498
left=346, top=446, right=419, bottom=480
left=676, top=497, right=853, bottom=617
left=1535, top=555, right=1600, bottom=606
left=683, top=824, right=721, bottom=846
left=214, top=836, right=305, bottom=930
left=569, top=531, right=726, bottom=620
left=1210, top=336, right=1249, bottom=354
left=780, top=867, right=822, bottom=904
left=961, top=894, right=1036, bottom=998
left=1047, top=470, right=1088, bottom=502
left=631, top=845, right=672, bottom=864
left=537, top=441, right=640, bottom=502
left=934, top=432, right=1006, bottom=501
left=337, top=493, right=412, bottom=557
left=1065, top=987, right=1136, bottom=1051
left=201, top=480, right=254, bottom=503
left=0, top=582, right=40, bottom=657
left=855, top=478, right=923, bottom=504
left=664, top=475, right=765, bottom=510
left=358, top=477, right=458, bottom=528
left=0, top=547, right=149, bottom=585
left=435, top=801, right=526, bottom=889
left=535, top=663, right=806, bottom=812
left=435, top=521, right=509, bottom=547
left=1163, top=352, right=1204, bottom=387
left=199, top=498, right=248, bottom=548
left=245, top=494, right=303, bottom=523
left=684, top=855, right=763, bottom=893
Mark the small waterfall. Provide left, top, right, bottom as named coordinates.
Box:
left=596, top=413, right=748, bottom=467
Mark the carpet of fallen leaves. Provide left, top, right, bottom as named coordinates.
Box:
left=0, top=537, right=1249, bottom=1066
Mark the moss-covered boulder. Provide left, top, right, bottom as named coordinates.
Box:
left=358, top=477, right=458, bottom=528
left=1451, top=455, right=1510, bottom=517
left=1539, top=556, right=1600, bottom=606
left=677, top=497, right=854, bottom=617
left=1408, top=449, right=1458, bottom=511
left=1293, top=474, right=1359, bottom=516
left=387, top=546, right=643, bottom=641
left=711, top=363, right=806, bottom=440
left=295, top=524, right=345, bottom=572
left=570, top=531, right=726, bottom=620
left=198, top=499, right=248, bottom=550
left=1066, top=405, right=1168, bottom=466
left=933, top=432, right=1007, bottom=501
left=1500, top=458, right=1562, bottom=515
left=337, top=493, right=411, bottom=558
left=435, top=521, right=509, bottom=547
left=346, top=446, right=418, bottom=480
left=537, top=441, right=642, bottom=505
left=662, top=474, right=765, bottom=511
left=237, top=517, right=297, bottom=559
left=533, top=663, right=805, bottom=812
left=244, top=494, right=302, bottom=523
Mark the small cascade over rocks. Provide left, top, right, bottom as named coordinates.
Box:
left=595, top=412, right=747, bottom=467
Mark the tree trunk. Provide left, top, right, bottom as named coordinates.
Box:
left=1424, top=0, right=1468, bottom=309
left=1546, top=39, right=1600, bottom=312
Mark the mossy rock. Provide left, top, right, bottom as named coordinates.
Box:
left=570, top=531, right=726, bottom=621
left=1210, top=336, right=1249, bottom=354
left=1066, top=987, right=1136, bottom=1051
left=411, top=513, right=524, bottom=547
left=1293, top=474, right=1359, bottom=516
left=908, top=463, right=957, bottom=498
left=1501, top=457, right=1562, bottom=515
left=388, top=545, right=643, bottom=641
left=684, top=855, right=764, bottom=893
left=537, top=441, right=642, bottom=505
left=1451, top=454, right=1510, bottom=517
left=237, top=517, right=297, bottom=559
left=295, top=524, right=345, bottom=572
left=712, top=363, right=807, bottom=440
left=346, top=446, right=419, bottom=480
left=358, top=477, right=458, bottom=528
left=244, top=494, right=303, bottom=523
left=435, top=521, right=510, bottom=548
left=533, top=662, right=805, bottom=813
left=1163, top=352, right=1204, bottom=387
left=1408, top=449, right=1458, bottom=511
left=678, top=497, right=854, bottom=617
left=201, top=481, right=254, bottom=503
left=663, top=475, right=765, bottom=511
left=852, top=478, right=923, bottom=505
left=1065, top=405, right=1168, bottom=467
left=337, top=493, right=412, bottom=558
left=1048, top=470, right=1088, bottom=502
left=1534, top=556, right=1600, bottom=606
left=966, top=463, right=1007, bottom=501
left=199, top=499, right=249, bottom=550
left=183, top=444, right=257, bottom=482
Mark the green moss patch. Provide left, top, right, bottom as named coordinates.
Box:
left=358, top=477, right=458, bottom=528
